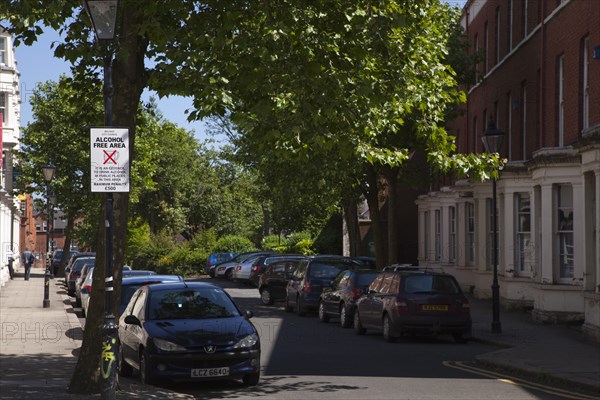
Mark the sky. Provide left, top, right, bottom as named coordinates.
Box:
left=15, top=0, right=467, bottom=141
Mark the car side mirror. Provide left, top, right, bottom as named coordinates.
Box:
left=124, top=315, right=141, bottom=326
left=244, top=310, right=254, bottom=319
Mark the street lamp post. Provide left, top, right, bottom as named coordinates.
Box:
left=41, top=163, right=56, bottom=308
left=83, top=1, right=119, bottom=398
left=481, top=118, right=504, bottom=334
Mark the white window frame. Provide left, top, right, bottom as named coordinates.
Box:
left=509, top=0, right=514, bottom=52
left=515, top=193, right=531, bottom=276
left=582, top=36, right=589, bottom=131
left=0, top=36, right=6, bottom=65
left=558, top=55, right=565, bottom=147
left=465, top=203, right=475, bottom=265
left=0, top=92, right=6, bottom=124
left=495, top=8, right=501, bottom=64
left=507, top=92, right=513, bottom=160
left=556, top=184, right=574, bottom=283
left=522, top=83, right=527, bottom=160
left=449, top=206, right=456, bottom=262
left=435, top=210, right=441, bottom=261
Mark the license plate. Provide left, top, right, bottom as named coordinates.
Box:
left=421, top=304, right=448, bottom=311
left=191, top=367, right=229, bottom=378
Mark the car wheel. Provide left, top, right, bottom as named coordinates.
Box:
left=75, top=296, right=81, bottom=307
left=118, top=344, right=133, bottom=378
left=382, top=314, right=397, bottom=343
left=242, top=371, right=260, bottom=386
left=295, top=297, right=306, bottom=317
left=139, top=350, right=152, bottom=385
left=318, top=302, right=329, bottom=323
left=340, top=304, right=352, bottom=328
left=284, top=295, right=293, bottom=312
left=260, top=288, right=274, bottom=306
left=354, top=310, right=366, bottom=335
left=81, top=304, right=86, bottom=317
left=209, top=270, right=215, bottom=278
left=225, top=269, right=233, bottom=281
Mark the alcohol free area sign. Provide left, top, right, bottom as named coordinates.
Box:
left=90, top=128, right=130, bottom=192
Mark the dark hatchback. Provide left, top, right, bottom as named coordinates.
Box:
left=249, top=254, right=306, bottom=288
left=285, top=256, right=362, bottom=316
left=118, top=282, right=260, bottom=386
left=319, top=269, right=379, bottom=328
left=257, top=258, right=304, bottom=305
left=354, top=270, right=472, bottom=342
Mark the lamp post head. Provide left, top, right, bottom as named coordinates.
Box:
left=481, top=118, right=505, bottom=154
left=83, top=0, right=119, bottom=41
left=41, top=163, right=56, bottom=184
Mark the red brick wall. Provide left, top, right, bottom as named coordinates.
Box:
left=455, top=0, right=599, bottom=159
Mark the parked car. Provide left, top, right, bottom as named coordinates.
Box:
left=51, top=249, right=78, bottom=277
left=249, top=254, right=306, bottom=287
left=205, top=252, right=238, bottom=277
left=64, top=252, right=96, bottom=286
left=351, top=256, right=377, bottom=269
left=318, top=269, right=379, bottom=328
left=231, top=252, right=277, bottom=283
left=81, top=268, right=165, bottom=317
left=74, top=262, right=95, bottom=307
left=353, top=269, right=472, bottom=342
left=66, top=256, right=96, bottom=296
left=122, top=270, right=157, bottom=278
left=118, top=282, right=261, bottom=386
left=215, top=252, right=265, bottom=280
left=285, top=256, right=362, bottom=316
left=257, top=258, right=304, bottom=305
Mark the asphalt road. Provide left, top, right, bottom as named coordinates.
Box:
left=70, top=277, right=586, bottom=400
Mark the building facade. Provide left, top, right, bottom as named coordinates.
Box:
left=1, top=28, right=21, bottom=285
left=416, top=0, right=600, bottom=342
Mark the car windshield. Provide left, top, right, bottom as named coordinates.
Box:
left=356, top=272, right=379, bottom=286
left=308, top=262, right=348, bottom=279
left=73, top=258, right=94, bottom=272
left=403, top=275, right=460, bottom=294
left=148, top=288, right=241, bottom=320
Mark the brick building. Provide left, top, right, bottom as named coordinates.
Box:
left=416, top=0, right=600, bottom=342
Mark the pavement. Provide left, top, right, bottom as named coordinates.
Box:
left=1, top=267, right=599, bottom=399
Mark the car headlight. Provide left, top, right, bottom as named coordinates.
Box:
left=153, top=338, right=186, bottom=352
left=233, top=334, right=259, bottom=349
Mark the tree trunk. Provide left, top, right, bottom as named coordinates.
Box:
left=342, top=200, right=361, bottom=257
left=385, top=167, right=400, bottom=264
left=68, top=3, right=148, bottom=394
left=364, top=165, right=386, bottom=269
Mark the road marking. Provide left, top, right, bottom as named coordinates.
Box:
left=443, top=361, right=599, bottom=400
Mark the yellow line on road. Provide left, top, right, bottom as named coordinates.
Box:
left=443, top=361, right=600, bottom=400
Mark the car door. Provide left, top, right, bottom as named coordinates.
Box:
left=323, top=271, right=350, bottom=314
left=121, top=288, right=146, bottom=368
left=266, top=262, right=287, bottom=299
left=358, top=274, right=383, bottom=326
left=286, top=261, right=306, bottom=303
left=368, top=273, right=395, bottom=330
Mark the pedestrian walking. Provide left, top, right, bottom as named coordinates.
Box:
left=22, top=250, right=34, bottom=281
left=6, top=249, right=14, bottom=280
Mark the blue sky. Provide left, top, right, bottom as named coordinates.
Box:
left=15, top=0, right=466, bottom=141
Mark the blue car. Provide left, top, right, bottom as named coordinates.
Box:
left=205, top=252, right=238, bottom=277
left=118, top=282, right=260, bottom=386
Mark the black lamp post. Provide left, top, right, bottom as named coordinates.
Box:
left=481, top=118, right=504, bottom=334
left=83, top=1, right=119, bottom=398
left=41, top=162, right=56, bottom=308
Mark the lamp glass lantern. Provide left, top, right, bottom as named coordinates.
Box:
left=481, top=119, right=504, bottom=154
left=83, top=0, right=119, bottom=41
left=42, top=163, right=56, bottom=184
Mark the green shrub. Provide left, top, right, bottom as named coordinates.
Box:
left=157, top=244, right=209, bottom=277
left=213, top=235, right=256, bottom=253
left=262, top=234, right=286, bottom=252
left=131, top=232, right=175, bottom=271
left=292, top=238, right=316, bottom=255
